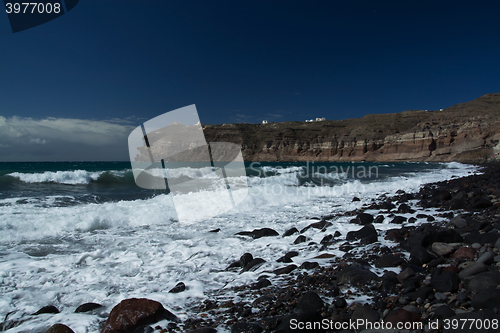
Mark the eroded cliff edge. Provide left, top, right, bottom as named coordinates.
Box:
left=202, top=93, right=500, bottom=162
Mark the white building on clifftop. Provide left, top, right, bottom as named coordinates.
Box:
left=305, top=117, right=326, bottom=122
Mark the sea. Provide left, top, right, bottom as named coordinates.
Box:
left=0, top=161, right=479, bottom=332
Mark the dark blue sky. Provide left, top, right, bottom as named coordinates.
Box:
left=1, top=0, right=499, bottom=125
left=1, top=1, right=500, bottom=161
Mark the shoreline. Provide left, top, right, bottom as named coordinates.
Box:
left=4, top=162, right=500, bottom=333
left=177, top=162, right=500, bottom=332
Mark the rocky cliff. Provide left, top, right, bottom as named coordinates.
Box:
left=202, top=93, right=500, bottom=162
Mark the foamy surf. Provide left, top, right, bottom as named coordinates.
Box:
left=0, top=161, right=480, bottom=332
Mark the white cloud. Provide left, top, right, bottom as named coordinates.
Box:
left=0, top=116, right=136, bottom=161
left=29, top=138, right=47, bottom=144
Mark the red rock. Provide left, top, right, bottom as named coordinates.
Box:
left=443, top=265, right=460, bottom=274
left=101, top=298, right=177, bottom=333
left=384, top=308, right=421, bottom=325
left=452, top=247, right=475, bottom=260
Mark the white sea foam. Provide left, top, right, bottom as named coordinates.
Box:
left=0, top=163, right=480, bottom=332
left=7, top=170, right=103, bottom=185
left=260, top=165, right=304, bottom=174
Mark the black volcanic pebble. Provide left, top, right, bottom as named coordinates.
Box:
left=352, top=197, right=360, bottom=202
left=277, top=256, right=293, bottom=263
left=397, top=203, right=415, bottom=214
left=277, top=251, right=299, bottom=263
left=435, top=305, right=456, bottom=319
left=339, top=242, right=354, bottom=252
left=407, top=286, right=433, bottom=301
left=409, top=246, right=436, bottom=266
left=299, top=261, right=319, bottom=270
left=390, top=216, right=407, bottom=224
left=295, top=291, right=324, bottom=313
left=226, top=261, right=241, bottom=270
left=397, top=267, right=414, bottom=283
left=427, top=257, right=446, bottom=268
left=33, top=305, right=59, bottom=315
left=471, top=289, right=500, bottom=309
left=374, top=254, right=405, bottom=268
left=467, top=272, right=500, bottom=293
left=346, top=224, right=377, bottom=243
left=300, top=220, right=332, bottom=233
left=231, top=322, right=263, bottom=333
left=381, top=271, right=399, bottom=293
left=293, top=235, right=307, bottom=244
left=273, top=264, right=297, bottom=275
left=283, top=227, right=299, bottom=237
left=240, top=253, right=254, bottom=267
left=334, top=297, right=347, bottom=308
left=464, top=231, right=500, bottom=245
left=250, top=278, right=271, bottom=290
left=337, top=266, right=378, bottom=287
left=432, top=270, right=459, bottom=293
left=380, top=201, right=396, bottom=211
left=169, top=282, right=186, bottom=293
left=374, top=215, right=384, bottom=223
left=236, top=228, right=279, bottom=239
left=435, top=229, right=463, bottom=243
left=354, top=212, right=374, bottom=225
left=208, top=228, right=220, bottom=233
left=328, top=285, right=340, bottom=297
left=467, top=196, right=493, bottom=210
left=75, top=302, right=103, bottom=313
left=456, top=292, right=469, bottom=302
left=320, top=234, right=335, bottom=244
left=241, top=258, right=266, bottom=272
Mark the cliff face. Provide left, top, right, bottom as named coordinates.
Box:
left=202, top=93, right=500, bottom=162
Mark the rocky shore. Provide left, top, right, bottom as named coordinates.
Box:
left=5, top=163, right=500, bottom=333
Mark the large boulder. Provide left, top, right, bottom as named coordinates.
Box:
left=101, top=298, right=177, bottom=333
left=350, top=213, right=374, bottom=225
left=471, top=289, right=500, bottom=310
left=346, top=224, right=378, bottom=244
left=236, top=228, right=279, bottom=239
left=337, top=266, right=378, bottom=287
